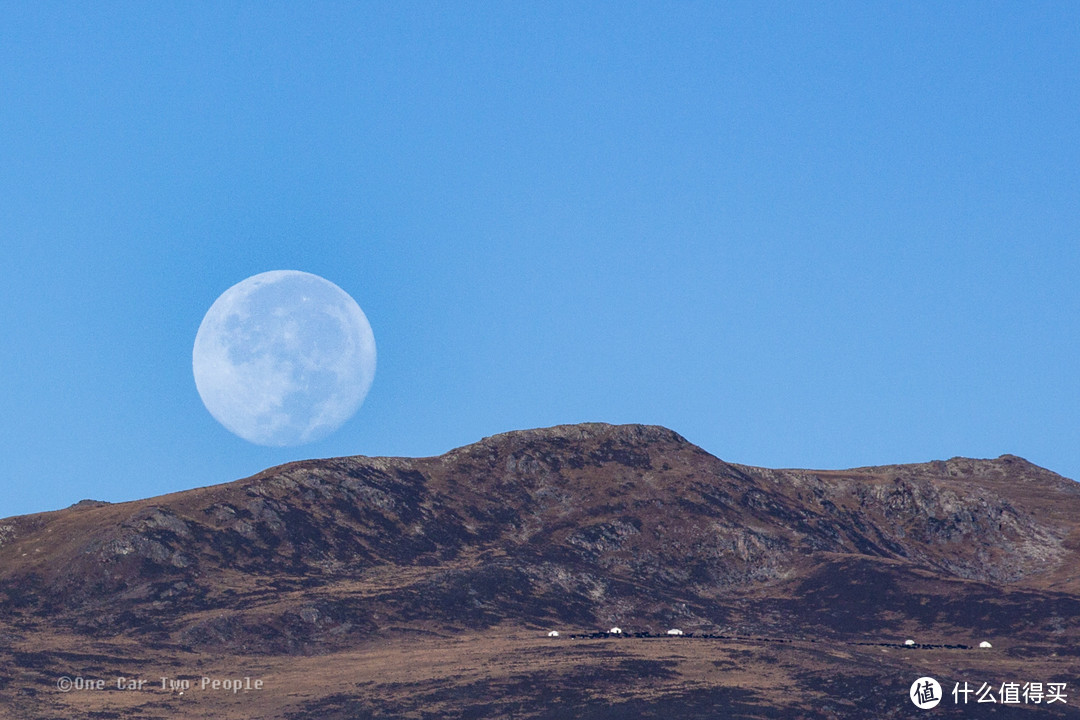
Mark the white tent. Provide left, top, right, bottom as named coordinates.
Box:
left=609, top=627, right=623, bottom=634
left=666, top=628, right=684, bottom=636
left=904, top=639, right=915, bottom=646
left=979, top=641, right=992, bottom=648
left=547, top=630, right=560, bottom=638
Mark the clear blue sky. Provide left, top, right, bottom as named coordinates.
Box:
left=2, top=2, right=1078, bottom=518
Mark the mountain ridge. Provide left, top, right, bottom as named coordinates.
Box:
left=2, top=423, right=1078, bottom=718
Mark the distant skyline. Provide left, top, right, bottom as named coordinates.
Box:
left=2, top=2, right=1078, bottom=518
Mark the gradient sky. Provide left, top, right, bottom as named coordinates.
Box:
left=2, top=2, right=1078, bottom=518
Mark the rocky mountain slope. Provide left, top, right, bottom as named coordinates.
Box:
left=2, top=423, right=1078, bottom=718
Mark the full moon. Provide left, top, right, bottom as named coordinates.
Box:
left=192, top=270, right=376, bottom=446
